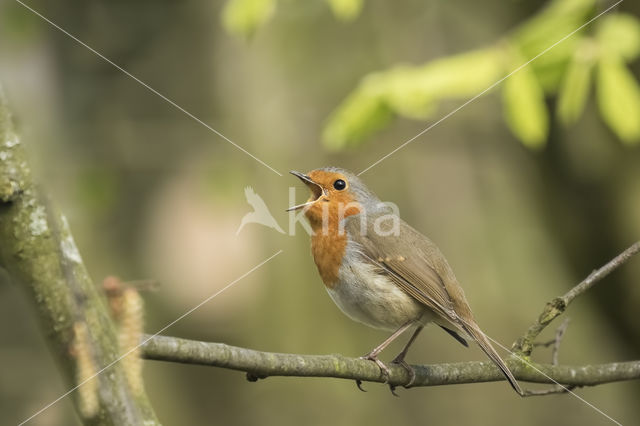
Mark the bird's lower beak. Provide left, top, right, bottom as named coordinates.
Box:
left=287, top=170, right=325, bottom=211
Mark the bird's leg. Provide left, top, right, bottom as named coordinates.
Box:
left=389, top=325, right=423, bottom=394
left=358, top=321, right=413, bottom=388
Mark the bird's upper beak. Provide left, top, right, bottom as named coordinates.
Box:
left=287, top=171, right=325, bottom=211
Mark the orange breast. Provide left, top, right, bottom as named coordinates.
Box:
left=311, top=230, right=346, bottom=289
left=303, top=174, right=360, bottom=289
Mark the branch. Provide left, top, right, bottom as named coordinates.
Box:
left=513, top=242, right=640, bottom=356
left=0, top=88, right=159, bottom=425
left=141, top=334, right=640, bottom=388
left=532, top=318, right=570, bottom=366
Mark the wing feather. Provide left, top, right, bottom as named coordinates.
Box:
left=345, top=216, right=466, bottom=326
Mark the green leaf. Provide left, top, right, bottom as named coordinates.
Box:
left=512, top=0, right=595, bottom=92
left=596, top=13, right=640, bottom=62
left=222, top=0, right=276, bottom=39
left=556, top=39, right=596, bottom=125
left=513, top=0, right=594, bottom=50
left=385, top=48, right=504, bottom=117
left=322, top=74, right=393, bottom=150
left=502, top=51, right=549, bottom=148
left=383, top=67, right=437, bottom=120
left=322, top=48, right=504, bottom=149
left=413, top=48, right=505, bottom=98
left=596, top=55, right=640, bottom=145
left=327, top=0, right=364, bottom=22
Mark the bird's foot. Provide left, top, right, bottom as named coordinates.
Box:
left=387, top=356, right=416, bottom=396
left=359, top=353, right=391, bottom=384
left=390, top=354, right=416, bottom=389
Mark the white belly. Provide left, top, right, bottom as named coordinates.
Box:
left=327, top=258, right=430, bottom=331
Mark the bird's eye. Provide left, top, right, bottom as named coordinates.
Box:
left=333, top=179, right=346, bottom=190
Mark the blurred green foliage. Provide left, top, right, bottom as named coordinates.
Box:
left=219, top=0, right=640, bottom=147
left=596, top=54, right=640, bottom=144
left=502, top=46, right=549, bottom=149
left=75, top=167, right=121, bottom=217
left=0, top=2, right=40, bottom=43
left=222, top=0, right=365, bottom=38
left=307, top=0, right=640, bottom=149
left=326, top=0, right=364, bottom=22
left=556, top=38, right=595, bottom=125
left=222, top=0, right=276, bottom=39
left=323, top=47, right=506, bottom=149
left=596, top=13, right=640, bottom=60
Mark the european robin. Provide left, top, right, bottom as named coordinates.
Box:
left=288, top=167, right=521, bottom=395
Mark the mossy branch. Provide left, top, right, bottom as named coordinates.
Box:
left=141, top=334, right=640, bottom=389
left=0, top=88, right=159, bottom=425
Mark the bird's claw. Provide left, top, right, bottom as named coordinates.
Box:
left=360, top=354, right=391, bottom=384
left=391, top=355, right=416, bottom=389
left=357, top=352, right=409, bottom=395
left=388, top=384, right=400, bottom=397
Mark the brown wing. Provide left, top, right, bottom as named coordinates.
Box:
left=345, top=215, right=472, bottom=327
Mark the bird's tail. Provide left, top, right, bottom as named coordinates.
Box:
left=462, top=323, right=523, bottom=395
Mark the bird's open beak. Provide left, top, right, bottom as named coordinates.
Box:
left=287, top=170, right=325, bottom=212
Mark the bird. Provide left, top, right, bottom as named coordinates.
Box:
left=287, top=167, right=522, bottom=395
left=236, top=186, right=285, bottom=235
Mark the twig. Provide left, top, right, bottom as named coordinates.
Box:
left=513, top=242, right=640, bottom=355
left=523, top=385, right=576, bottom=397
left=141, top=334, right=640, bottom=389
left=521, top=319, right=571, bottom=396
left=532, top=318, right=570, bottom=365
left=564, top=243, right=640, bottom=304
left=533, top=340, right=557, bottom=348
left=551, top=318, right=570, bottom=366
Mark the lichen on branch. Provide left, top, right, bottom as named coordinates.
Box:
left=0, top=88, right=159, bottom=426
left=141, top=334, right=640, bottom=389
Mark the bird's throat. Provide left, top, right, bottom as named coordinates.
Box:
left=306, top=194, right=360, bottom=289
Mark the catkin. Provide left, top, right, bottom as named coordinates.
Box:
left=119, top=287, right=145, bottom=395
left=72, top=322, right=99, bottom=418
left=103, top=276, right=124, bottom=320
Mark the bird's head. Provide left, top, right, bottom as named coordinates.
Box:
left=287, top=167, right=382, bottom=228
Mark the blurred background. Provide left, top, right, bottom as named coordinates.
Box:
left=1, top=0, right=639, bottom=424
